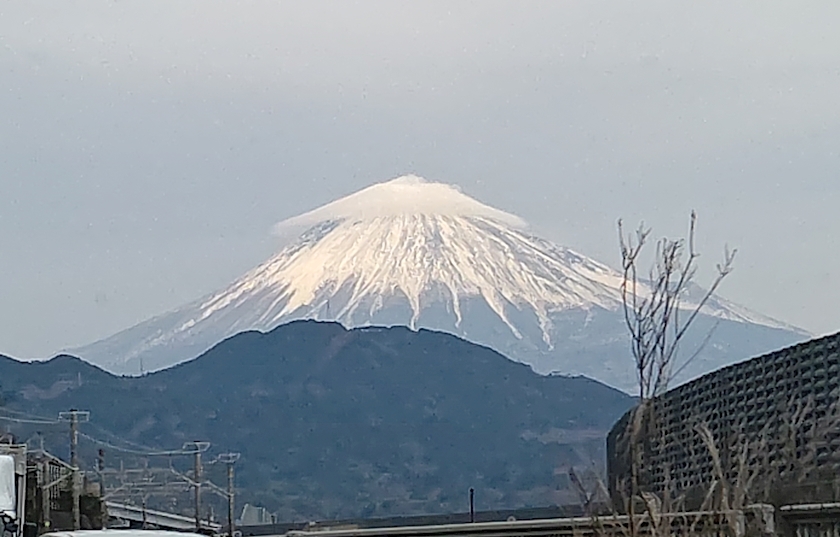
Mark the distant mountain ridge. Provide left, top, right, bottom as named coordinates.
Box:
left=70, top=175, right=807, bottom=390
left=0, top=321, right=634, bottom=520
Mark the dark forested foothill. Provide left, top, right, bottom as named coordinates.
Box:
left=0, top=321, right=632, bottom=521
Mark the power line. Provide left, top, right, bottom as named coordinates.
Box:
left=83, top=420, right=179, bottom=454
left=77, top=432, right=196, bottom=457
left=86, top=422, right=191, bottom=454
left=2, top=406, right=234, bottom=520
left=0, top=414, right=60, bottom=425
left=0, top=407, right=196, bottom=457
left=0, top=407, right=63, bottom=421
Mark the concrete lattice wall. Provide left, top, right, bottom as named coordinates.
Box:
left=608, top=331, right=840, bottom=506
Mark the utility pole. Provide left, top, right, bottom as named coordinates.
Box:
left=38, top=462, right=50, bottom=533
left=59, top=410, right=89, bottom=530
left=218, top=453, right=240, bottom=537
left=183, top=441, right=210, bottom=532
left=97, top=449, right=106, bottom=529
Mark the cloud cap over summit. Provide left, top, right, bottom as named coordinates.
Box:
left=273, top=175, right=527, bottom=234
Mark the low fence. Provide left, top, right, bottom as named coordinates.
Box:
left=276, top=508, right=771, bottom=537
left=779, top=503, right=840, bottom=537
left=98, top=501, right=840, bottom=537
left=105, top=501, right=220, bottom=533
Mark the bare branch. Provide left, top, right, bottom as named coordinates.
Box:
left=615, top=211, right=741, bottom=529
left=617, top=212, right=736, bottom=400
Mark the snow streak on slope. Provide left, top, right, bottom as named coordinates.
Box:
left=70, top=175, right=806, bottom=383
left=194, top=175, right=797, bottom=339
left=198, top=212, right=626, bottom=343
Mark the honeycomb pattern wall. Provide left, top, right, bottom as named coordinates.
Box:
left=607, top=331, right=840, bottom=505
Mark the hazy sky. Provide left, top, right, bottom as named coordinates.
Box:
left=2, top=1, right=839, bottom=359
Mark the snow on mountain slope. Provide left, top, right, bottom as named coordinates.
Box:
left=70, top=175, right=808, bottom=391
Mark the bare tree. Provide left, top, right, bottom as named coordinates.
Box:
left=615, top=211, right=736, bottom=534
left=618, top=211, right=736, bottom=401
left=606, top=211, right=839, bottom=535
left=560, top=212, right=733, bottom=535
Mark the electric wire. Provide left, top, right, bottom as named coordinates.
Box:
left=82, top=420, right=182, bottom=454
left=77, top=431, right=193, bottom=457
left=0, top=413, right=61, bottom=425
left=0, top=407, right=63, bottom=420
left=0, top=408, right=193, bottom=457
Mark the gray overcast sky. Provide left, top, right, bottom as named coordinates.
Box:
left=1, top=1, right=838, bottom=359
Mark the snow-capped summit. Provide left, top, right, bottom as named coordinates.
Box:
left=71, top=175, right=807, bottom=391
left=213, top=175, right=628, bottom=342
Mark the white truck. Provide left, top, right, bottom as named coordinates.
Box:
left=0, top=446, right=26, bottom=537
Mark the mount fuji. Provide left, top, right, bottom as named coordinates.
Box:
left=71, top=175, right=807, bottom=391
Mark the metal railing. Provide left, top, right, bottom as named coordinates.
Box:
left=277, top=510, right=757, bottom=537
left=105, top=501, right=221, bottom=532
